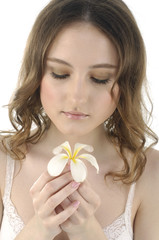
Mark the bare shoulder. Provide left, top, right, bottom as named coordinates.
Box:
left=146, top=147, right=159, bottom=169
left=136, top=147, right=159, bottom=198
left=134, top=148, right=159, bottom=239
left=141, top=148, right=159, bottom=184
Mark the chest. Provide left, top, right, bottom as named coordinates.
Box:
left=10, top=160, right=131, bottom=230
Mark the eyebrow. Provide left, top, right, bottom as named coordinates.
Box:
left=47, top=57, right=118, bottom=69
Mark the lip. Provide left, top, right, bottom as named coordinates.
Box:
left=62, top=111, right=89, bottom=120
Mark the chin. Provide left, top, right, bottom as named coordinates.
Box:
left=59, top=127, right=91, bottom=138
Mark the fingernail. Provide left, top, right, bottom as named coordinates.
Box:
left=72, top=181, right=80, bottom=188
left=73, top=200, right=80, bottom=208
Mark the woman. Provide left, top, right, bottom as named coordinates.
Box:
left=0, top=0, right=159, bottom=239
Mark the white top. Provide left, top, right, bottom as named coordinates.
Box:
left=0, top=155, right=135, bottom=240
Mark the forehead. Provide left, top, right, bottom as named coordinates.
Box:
left=47, top=22, right=118, bottom=67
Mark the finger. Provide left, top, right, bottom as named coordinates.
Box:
left=41, top=181, right=80, bottom=217
left=61, top=192, right=86, bottom=224
left=30, top=165, right=70, bottom=196
left=64, top=194, right=83, bottom=224
left=30, top=171, right=54, bottom=197
left=68, top=190, right=87, bottom=217
left=39, top=171, right=73, bottom=204
left=31, top=171, right=73, bottom=211
left=54, top=200, right=80, bottom=225
left=60, top=197, right=72, bottom=210
left=67, top=182, right=100, bottom=220
left=67, top=190, right=96, bottom=224
left=37, top=201, right=79, bottom=233
left=78, top=180, right=101, bottom=208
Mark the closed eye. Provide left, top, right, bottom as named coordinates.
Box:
left=91, top=77, right=110, bottom=84
left=50, top=72, right=69, bottom=79
left=50, top=72, right=110, bottom=84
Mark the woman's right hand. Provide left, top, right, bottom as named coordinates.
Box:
left=29, top=169, right=80, bottom=240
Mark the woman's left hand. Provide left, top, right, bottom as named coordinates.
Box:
left=57, top=179, right=101, bottom=235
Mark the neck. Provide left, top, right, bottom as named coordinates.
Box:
left=49, top=123, right=106, bottom=146
left=38, top=123, right=113, bottom=158
left=28, top=123, right=119, bottom=167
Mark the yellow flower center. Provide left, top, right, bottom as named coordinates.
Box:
left=71, top=157, right=77, bottom=163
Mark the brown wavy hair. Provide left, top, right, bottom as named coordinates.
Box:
left=1, top=0, right=158, bottom=183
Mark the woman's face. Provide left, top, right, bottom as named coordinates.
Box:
left=40, top=22, right=120, bottom=137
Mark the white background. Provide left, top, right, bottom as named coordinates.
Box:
left=0, top=0, right=158, bottom=149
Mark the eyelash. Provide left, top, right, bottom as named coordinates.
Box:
left=51, top=72, right=69, bottom=79
left=50, top=72, right=110, bottom=85
left=91, top=77, right=110, bottom=85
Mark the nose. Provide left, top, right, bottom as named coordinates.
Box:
left=67, top=75, right=88, bottom=105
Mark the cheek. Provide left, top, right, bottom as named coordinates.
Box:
left=99, top=84, right=120, bottom=115
left=105, top=83, right=120, bottom=105
left=40, top=78, right=56, bottom=107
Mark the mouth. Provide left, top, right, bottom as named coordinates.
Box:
left=62, top=111, right=89, bottom=120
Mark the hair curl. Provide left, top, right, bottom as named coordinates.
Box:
left=1, top=0, right=158, bottom=183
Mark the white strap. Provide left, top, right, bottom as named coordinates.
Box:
left=124, top=182, right=136, bottom=237
left=3, top=155, right=15, bottom=200
left=125, top=183, right=136, bottom=212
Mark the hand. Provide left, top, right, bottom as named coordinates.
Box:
left=29, top=169, right=80, bottom=240
left=59, top=179, right=101, bottom=236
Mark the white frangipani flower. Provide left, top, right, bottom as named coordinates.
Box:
left=47, top=141, right=99, bottom=182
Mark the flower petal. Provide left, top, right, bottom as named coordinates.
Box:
left=47, top=154, right=68, bottom=176
left=52, top=145, right=63, bottom=155
left=61, top=141, right=72, bottom=158
left=52, top=141, right=72, bottom=155
left=70, top=159, right=87, bottom=182
left=78, top=154, right=99, bottom=173
left=73, top=143, right=94, bottom=159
